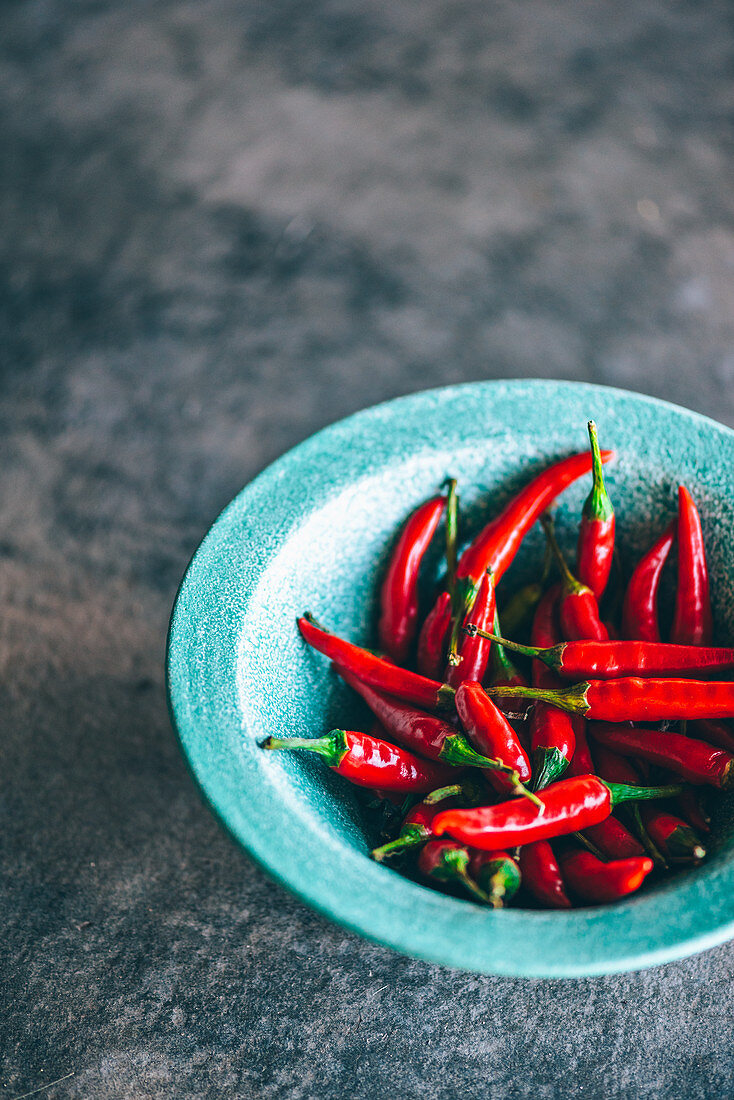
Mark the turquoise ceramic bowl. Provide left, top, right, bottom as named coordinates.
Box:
left=167, top=380, right=734, bottom=977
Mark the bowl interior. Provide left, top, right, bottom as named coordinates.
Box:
left=168, top=380, right=734, bottom=976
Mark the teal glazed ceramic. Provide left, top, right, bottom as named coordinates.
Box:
left=167, top=380, right=734, bottom=977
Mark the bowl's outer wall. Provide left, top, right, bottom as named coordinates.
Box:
left=167, top=380, right=734, bottom=977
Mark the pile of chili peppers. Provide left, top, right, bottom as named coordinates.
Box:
left=263, top=421, right=733, bottom=909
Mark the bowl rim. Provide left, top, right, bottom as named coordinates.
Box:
left=167, top=379, right=734, bottom=977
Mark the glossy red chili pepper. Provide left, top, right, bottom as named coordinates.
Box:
left=446, top=570, right=496, bottom=688
left=454, top=681, right=532, bottom=795
left=486, top=677, right=734, bottom=722
left=417, top=840, right=488, bottom=902
left=262, top=729, right=458, bottom=792
left=691, top=719, right=734, bottom=755
left=378, top=495, right=446, bottom=663
left=336, top=665, right=532, bottom=794
left=525, top=584, right=575, bottom=790
left=559, top=849, right=654, bottom=904
left=370, top=790, right=459, bottom=861
left=455, top=449, right=614, bottom=586
left=672, top=485, right=713, bottom=646
left=576, top=421, right=615, bottom=601
left=468, top=850, right=522, bottom=908
left=541, top=514, right=608, bottom=642
left=640, top=807, right=706, bottom=862
left=416, top=591, right=452, bottom=679
left=590, top=723, right=734, bottom=789
left=298, top=615, right=455, bottom=712
left=432, top=775, right=680, bottom=850
left=472, top=632, right=734, bottom=680
left=582, top=815, right=645, bottom=860
left=518, top=841, right=571, bottom=908
left=621, top=521, right=675, bottom=642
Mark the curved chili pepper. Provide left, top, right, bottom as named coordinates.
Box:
left=416, top=591, right=452, bottom=679
left=469, top=631, right=734, bottom=680
left=298, top=615, right=454, bottom=712
left=621, top=522, right=675, bottom=642
left=378, top=494, right=446, bottom=663
left=590, top=723, right=734, bottom=789
left=455, top=449, right=614, bottom=586
left=417, top=840, right=488, bottom=902
left=262, top=729, right=458, bottom=792
left=525, top=584, right=575, bottom=789
left=559, top=849, right=654, bottom=904
left=672, top=485, right=713, bottom=646
left=541, top=514, right=608, bottom=642
left=454, top=680, right=533, bottom=796
left=468, top=850, right=521, bottom=908
left=518, top=841, right=571, bottom=908
left=432, top=775, right=681, bottom=850
left=335, top=666, right=533, bottom=796
left=576, top=421, right=615, bottom=601
left=485, top=677, right=734, bottom=722
left=446, top=570, right=495, bottom=688
left=582, top=815, right=645, bottom=860
left=691, top=719, right=734, bottom=755
left=640, top=807, right=706, bottom=862
left=370, top=789, right=459, bottom=861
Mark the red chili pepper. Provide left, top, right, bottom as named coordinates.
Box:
left=559, top=849, right=654, bottom=904
left=672, top=485, right=713, bottom=646
left=416, top=591, right=452, bottom=679
left=370, top=788, right=460, bottom=861
left=432, top=775, right=681, bottom=850
left=446, top=570, right=496, bottom=688
left=582, top=815, right=645, bottom=860
left=262, top=729, right=458, bottom=792
left=485, top=677, right=734, bottom=722
left=518, top=841, right=571, bottom=908
left=455, top=449, right=614, bottom=586
left=417, top=840, right=489, bottom=902
left=640, top=807, right=706, bottom=862
left=454, top=680, right=533, bottom=794
left=590, top=723, right=734, bottom=788
left=470, top=631, right=734, bottom=680
left=576, top=421, right=615, bottom=601
left=468, top=850, right=522, bottom=908
left=691, top=719, right=734, bottom=755
left=336, top=665, right=533, bottom=795
left=525, top=584, right=575, bottom=790
left=621, top=521, right=675, bottom=642
left=541, top=514, right=608, bottom=642
left=298, top=615, right=455, bottom=712
left=378, top=495, right=446, bottom=663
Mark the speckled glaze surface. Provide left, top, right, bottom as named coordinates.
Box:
left=167, top=380, right=734, bottom=977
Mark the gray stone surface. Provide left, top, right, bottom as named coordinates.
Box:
left=3, top=0, right=734, bottom=1096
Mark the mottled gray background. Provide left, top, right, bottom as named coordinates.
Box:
left=3, top=1, right=734, bottom=1097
